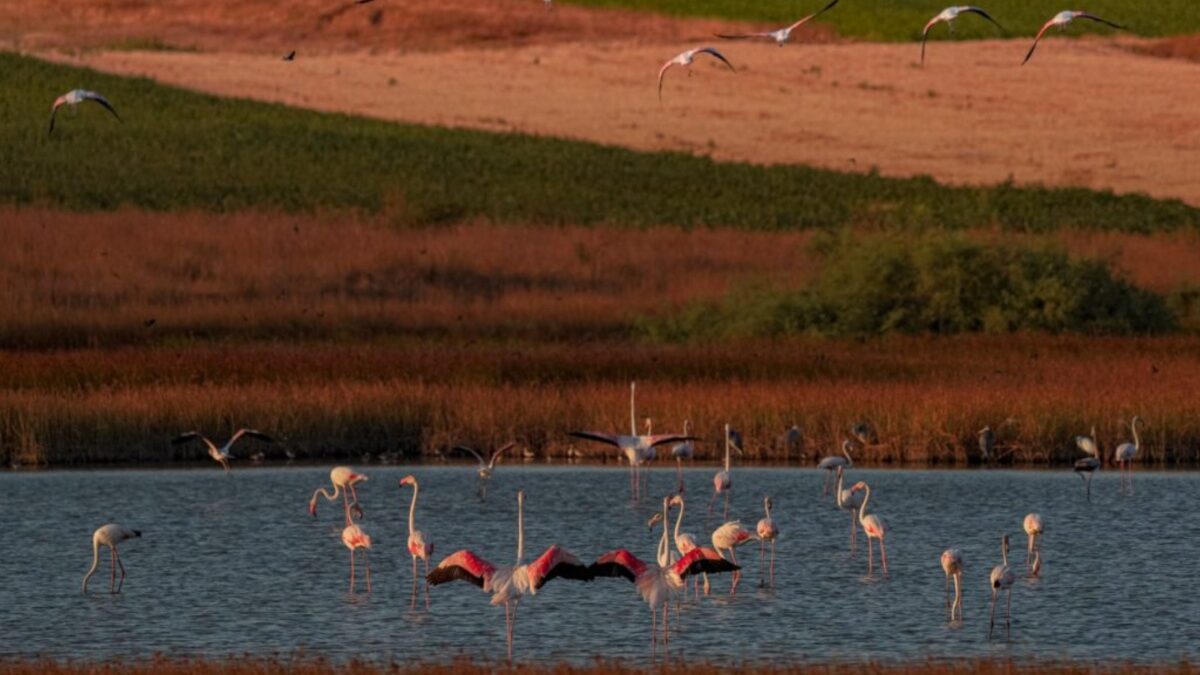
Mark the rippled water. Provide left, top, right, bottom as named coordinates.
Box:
left=1, top=465, right=1197, bottom=664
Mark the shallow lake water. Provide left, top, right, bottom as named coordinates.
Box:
left=1, top=464, right=1197, bottom=664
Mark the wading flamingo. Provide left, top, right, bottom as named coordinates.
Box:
left=49, top=89, right=121, bottom=135
left=711, top=520, right=757, bottom=594
left=82, top=524, right=141, bottom=594
left=426, top=490, right=592, bottom=661
left=400, top=475, right=434, bottom=607
left=1074, top=427, right=1101, bottom=500
left=835, top=466, right=864, bottom=553
left=1023, top=513, right=1043, bottom=577
left=716, top=0, right=838, bottom=46
left=920, top=6, right=1004, bottom=65
left=571, top=383, right=697, bottom=500
left=453, top=442, right=516, bottom=499
left=941, top=548, right=963, bottom=621
left=851, top=481, right=889, bottom=576
left=308, top=466, right=367, bottom=520
left=989, top=534, right=1017, bottom=639
left=172, top=428, right=272, bottom=473
left=1113, top=416, right=1141, bottom=494
left=756, top=497, right=779, bottom=587
left=667, top=494, right=704, bottom=598
left=342, top=508, right=372, bottom=594
left=818, top=440, right=854, bottom=498
left=1023, top=10, right=1125, bottom=64
left=670, top=420, right=695, bottom=493
left=709, top=424, right=742, bottom=519
left=658, top=47, right=735, bottom=101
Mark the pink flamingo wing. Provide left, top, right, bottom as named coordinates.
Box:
left=589, top=549, right=646, bottom=582
left=568, top=431, right=624, bottom=448
left=529, top=545, right=594, bottom=589
left=426, top=550, right=495, bottom=588
left=674, top=547, right=739, bottom=578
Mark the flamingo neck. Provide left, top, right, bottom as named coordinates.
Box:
left=658, top=499, right=670, bottom=566
left=764, top=499, right=772, bottom=519
left=673, top=498, right=685, bottom=543
left=835, top=471, right=844, bottom=507
left=407, top=481, right=419, bottom=535
left=1002, top=541, right=1009, bottom=567
left=1132, top=418, right=1141, bottom=451
left=630, top=382, right=637, bottom=436
left=858, top=485, right=872, bottom=524
left=82, top=538, right=102, bottom=591
left=311, top=484, right=339, bottom=504
left=516, top=494, right=525, bottom=565
left=843, top=445, right=853, bottom=465
left=724, top=426, right=732, bottom=472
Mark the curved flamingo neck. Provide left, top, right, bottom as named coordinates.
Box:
left=658, top=499, right=670, bottom=566
left=82, top=538, right=102, bottom=591
left=407, top=480, right=419, bottom=535
left=311, top=485, right=339, bottom=504
left=673, top=498, right=685, bottom=543
left=858, top=484, right=872, bottom=525
left=835, top=470, right=845, bottom=507
left=1132, top=418, right=1141, bottom=451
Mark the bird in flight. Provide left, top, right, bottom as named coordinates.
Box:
left=283, top=51, right=296, bottom=61
left=715, top=0, right=838, bottom=46
left=172, top=428, right=273, bottom=472
left=658, top=47, right=735, bottom=101
left=49, top=89, right=121, bottom=136
left=921, top=6, right=1004, bottom=65
left=1023, top=10, right=1125, bottom=64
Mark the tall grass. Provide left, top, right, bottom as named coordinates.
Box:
left=2, top=53, right=1197, bottom=233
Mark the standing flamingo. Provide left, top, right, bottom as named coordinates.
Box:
left=920, top=6, right=1004, bottom=65
left=1023, top=10, right=1125, bottom=64
left=1074, top=427, right=1101, bottom=500
left=667, top=493, right=704, bottom=598
left=709, top=424, right=741, bottom=519
left=570, top=382, right=697, bottom=500
left=940, top=548, right=963, bottom=621
left=1023, top=513, right=1043, bottom=577
left=989, top=534, right=1017, bottom=639
left=711, top=520, right=757, bottom=594
left=670, top=420, right=695, bottom=493
left=172, top=428, right=272, bottom=473
left=342, top=514, right=373, bottom=594
left=756, top=497, right=779, bottom=587
left=851, top=481, right=889, bottom=576
left=82, top=524, right=141, bottom=594
left=835, top=466, right=864, bottom=553
left=818, top=441, right=854, bottom=498
left=426, top=490, right=592, bottom=661
left=308, top=466, right=367, bottom=519
left=1113, top=416, right=1141, bottom=494
left=400, top=475, right=434, bottom=607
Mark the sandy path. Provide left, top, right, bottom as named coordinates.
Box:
left=40, top=36, right=1200, bottom=205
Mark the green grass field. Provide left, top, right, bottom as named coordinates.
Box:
left=562, top=0, right=1200, bottom=42
left=2, top=52, right=1197, bottom=232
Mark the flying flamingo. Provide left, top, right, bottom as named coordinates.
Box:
left=1113, top=416, right=1141, bottom=494
left=1074, top=426, right=1101, bottom=500
left=940, top=548, right=963, bottom=621
left=308, top=466, right=367, bottom=520
left=670, top=420, right=695, bottom=493
left=657, top=47, right=735, bottom=101
left=1023, top=513, right=1043, bottom=577
left=756, top=497, right=779, bottom=587
left=342, top=511, right=373, bottom=594
left=49, top=89, right=121, bottom=136
left=834, top=465, right=864, bottom=553
left=851, top=481, right=889, bottom=576
left=711, top=520, right=757, bottom=594
left=570, top=382, right=697, bottom=500
left=989, top=534, right=1017, bottom=639
left=454, top=442, right=516, bottom=498
left=426, top=490, right=592, bottom=661
left=1023, top=10, right=1126, bottom=65
left=818, top=440, right=854, bottom=498
left=172, top=428, right=272, bottom=473
left=400, top=475, right=434, bottom=607
left=709, top=424, right=742, bottom=519
left=82, top=524, right=141, bottom=594
left=715, top=0, right=839, bottom=46
left=920, top=6, right=1004, bottom=65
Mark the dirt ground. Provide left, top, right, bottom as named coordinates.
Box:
left=8, top=0, right=1199, bottom=205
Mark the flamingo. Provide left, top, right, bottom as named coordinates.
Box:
left=454, top=442, right=516, bottom=498
left=851, top=481, right=889, bottom=576
left=834, top=465, right=864, bottom=553
left=308, top=466, right=367, bottom=520
left=570, top=382, right=697, bottom=500
left=777, top=424, right=804, bottom=459
left=920, top=6, right=1004, bottom=65
left=1114, top=416, right=1141, bottom=494
left=756, top=497, right=779, bottom=587
left=851, top=421, right=877, bottom=446
left=711, top=520, right=757, bottom=594
left=818, top=440, right=854, bottom=498
left=667, top=493, right=705, bottom=598
left=82, top=524, right=141, bottom=594
left=709, top=424, right=742, bottom=519
left=1023, top=10, right=1126, bottom=64
left=715, top=0, right=838, bottom=46
left=658, top=47, right=735, bottom=101
left=426, top=490, right=592, bottom=661
left=670, top=419, right=695, bottom=493
left=989, top=534, right=1017, bottom=639
left=978, top=426, right=995, bottom=462
left=49, top=89, right=121, bottom=136
left=940, top=548, right=963, bottom=621
left=172, top=428, right=272, bottom=473
left=1074, top=426, right=1101, bottom=500
left=400, top=475, right=434, bottom=607
left=342, top=513, right=373, bottom=594
left=1023, top=513, right=1043, bottom=577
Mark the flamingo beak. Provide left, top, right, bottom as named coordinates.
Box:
left=308, top=500, right=317, bottom=517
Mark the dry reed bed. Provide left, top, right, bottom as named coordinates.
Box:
left=3, top=337, right=1198, bottom=467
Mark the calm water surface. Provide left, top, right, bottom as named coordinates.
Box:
left=2, top=465, right=1197, bottom=663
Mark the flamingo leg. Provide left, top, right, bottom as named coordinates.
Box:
left=676, top=459, right=684, bottom=493
left=730, top=548, right=739, bottom=595
left=424, top=557, right=431, bottom=609
left=880, top=539, right=889, bottom=575
left=954, top=573, right=963, bottom=620
left=944, top=574, right=950, bottom=616
left=349, top=549, right=356, bottom=593
left=849, top=509, right=857, bottom=553
left=364, top=550, right=372, bottom=593
left=759, top=538, right=766, bottom=587
left=866, top=535, right=874, bottom=575
left=1006, top=587, right=1012, bottom=637
left=109, top=548, right=117, bottom=593
left=723, top=490, right=730, bottom=521
left=505, top=602, right=513, bottom=662
left=707, top=490, right=717, bottom=515
left=115, top=549, right=126, bottom=593
left=411, top=556, right=418, bottom=608
left=664, top=599, right=670, bottom=645
left=769, top=540, right=776, bottom=586
left=988, top=589, right=998, bottom=638
left=651, top=605, right=658, bottom=650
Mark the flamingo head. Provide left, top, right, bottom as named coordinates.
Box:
left=644, top=418, right=653, bottom=435
left=1001, top=533, right=1010, bottom=553
left=348, top=472, right=368, bottom=485
left=668, top=494, right=684, bottom=507
left=764, top=496, right=774, bottom=511
left=307, top=498, right=318, bottom=517
left=850, top=481, right=868, bottom=492
left=130, top=530, right=143, bottom=539
left=647, top=512, right=664, bottom=531
left=399, top=475, right=416, bottom=487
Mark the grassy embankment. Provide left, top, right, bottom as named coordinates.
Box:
left=560, top=0, right=1200, bottom=42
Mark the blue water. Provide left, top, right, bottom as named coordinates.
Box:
left=0, top=465, right=1196, bottom=663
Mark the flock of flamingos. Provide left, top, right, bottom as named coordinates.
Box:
left=80, top=382, right=1145, bottom=661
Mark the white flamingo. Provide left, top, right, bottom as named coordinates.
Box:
left=941, top=548, right=964, bottom=621
left=1023, top=513, right=1043, bottom=577
left=658, top=47, right=735, bottom=101
left=49, top=89, right=121, bottom=135
left=711, top=520, right=757, bottom=594
left=716, top=0, right=839, bottom=46
left=1113, top=416, right=1141, bottom=494
left=1023, top=10, right=1125, bottom=64
left=818, top=440, right=854, bottom=498
left=1074, top=426, right=1101, bottom=500
left=400, top=475, right=434, bottom=608
left=426, top=490, right=592, bottom=661
left=989, top=534, right=1017, bottom=639
left=82, top=524, right=141, bottom=594
left=308, top=466, right=367, bottom=520
left=851, top=481, right=889, bottom=575
left=756, top=497, right=779, bottom=587
left=920, top=6, right=1004, bottom=65
left=172, top=428, right=272, bottom=473
left=709, top=424, right=742, bottom=519
left=835, top=465, right=864, bottom=553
